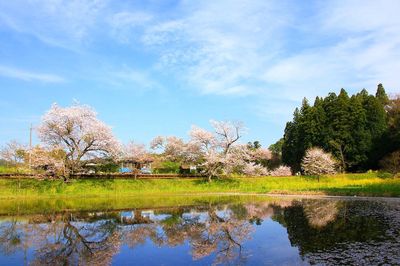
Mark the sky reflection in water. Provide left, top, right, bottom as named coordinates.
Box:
left=0, top=196, right=399, bottom=265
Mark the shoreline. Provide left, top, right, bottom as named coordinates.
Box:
left=0, top=191, right=399, bottom=200
left=1, top=173, right=399, bottom=199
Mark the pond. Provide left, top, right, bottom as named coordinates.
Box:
left=0, top=195, right=399, bottom=265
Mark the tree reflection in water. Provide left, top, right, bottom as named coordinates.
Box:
left=0, top=198, right=398, bottom=265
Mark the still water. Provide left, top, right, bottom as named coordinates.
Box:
left=0, top=195, right=399, bottom=265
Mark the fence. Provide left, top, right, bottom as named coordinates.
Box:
left=0, top=173, right=205, bottom=179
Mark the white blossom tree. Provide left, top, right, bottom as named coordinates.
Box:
left=269, top=165, right=292, bottom=176
left=121, top=141, right=153, bottom=178
left=37, top=103, right=120, bottom=175
left=242, top=162, right=269, bottom=176
left=210, top=120, right=245, bottom=154
left=122, top=141, right=152, bottom=163
left=250, top=147, right=272, bottom=162
left=188, top=121, right=247, bottom=181
left=150, top=136, right=187, bottom=162
left=150, top=121, right=270, bottom=180
left=29, top=146, right=66, bottom=176
left=301, top=147, right=337, bottom=180
left=0, top=140, right=26, bottom=165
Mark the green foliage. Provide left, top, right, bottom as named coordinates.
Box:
left=269, top=138, right=284, bottom=155
left=247, top=141, right=261, bottom=150
left=386, top=96, right=400, bottom=153
left=376, top=83, right=390, bottom=106
left=379, top=150, right=400, bottom=174
left=153, top=161, right=180, bottom=174
left=282, top=85, right=390, bottom=172
left=268, top=138, right=284, bottom=169
left=95, top=162, right=120, bottom=173
left=377, top=171, right=394, bottom=179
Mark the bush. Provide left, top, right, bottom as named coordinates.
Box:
left=380, top=150, right=400, bottom=174
left=301, top=147, right=337, bottom=176
left=153, top=161, right=180, bottom=174
left=377, top=171, right=394, bottom=179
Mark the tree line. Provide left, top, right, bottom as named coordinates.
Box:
left=2, top=84, right=399, bottom=179
left=1, top=103, right=288, bottom=180
left=280, top=84, right=400, bottom=173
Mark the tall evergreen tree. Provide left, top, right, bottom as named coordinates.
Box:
left=375, top=83, right=389, bottom=106
left=324, top=89, right=352, bottom=171
left=281, top=84, right=392, bottom=172
left=282, top=108, right=302, bottom=171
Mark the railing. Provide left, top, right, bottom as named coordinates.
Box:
left=0, top=173, right=206, bottom=179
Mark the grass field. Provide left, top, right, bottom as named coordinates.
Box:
left=0, top=172, right=399, bottom=199
left=0, top=165, right=28, bottom=174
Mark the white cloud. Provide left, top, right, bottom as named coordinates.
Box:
left=320, top=0, right=400, bottom=33
left=109, top=11, right=153, bottom=43
left=132, top=0, right=400, bottom=101
left=0, top=65, right=65, bottom=83
left=262, top=1, right=400, bottom=100
left=0, top=0, right=107, bottom=50
left=1, top=0, right=399, bottom=121
left=90, top=65, right=162, bottom=92
left=140, top=1, right=292, bottom=96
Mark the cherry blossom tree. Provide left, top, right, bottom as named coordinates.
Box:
left=37, top=103, right=120, bottom=175
left=0, top=140, right=26, bottom=165
left=188, top=121, right=246, bottom=181
left=269, top=165, right=292, bottom=176
left=122, top=141, right=152, bottom=163
left=150, top=136, right=187, bottom=162
left=301, top=147, right=337, bottom=179
left=210, top=120, right=245, bottom=154
left=242, top=162, right=269, bottom=176
left=29, top=146, right=65, bottom=176
left=121, top=141, right=153, bottom=178
left=250, top=147, right=272, bottom=162
left=151, top=121, right=270, bottom=180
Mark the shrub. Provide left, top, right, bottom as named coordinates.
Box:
left=269, top=165, right=292, bottom=176
left=301, top=147, right=337, bottom=176
left=377, top=171, right=394, bottom=179
left=380, top=150, right=400, bottom=174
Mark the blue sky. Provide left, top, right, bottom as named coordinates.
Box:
left=1, top=0, right=399, bottom=147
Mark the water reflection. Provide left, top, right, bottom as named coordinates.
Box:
left=0, top=197, right=399, bottom=265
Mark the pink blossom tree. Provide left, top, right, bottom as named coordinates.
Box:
left=150, top=136, right=187, bottom=162
left=37, top=103, right=120, bottom=175
left=121, top=141, right=153, bottom=178
left=301, top=147, right=337, bottom=180
left=250, top=147, right=272, bottom=162
left=29, top=146, right=66, bottom=176
left=189, top=121, right=248, bottom=181
left=122, top=141, right=152, bottom=163
left=150, top=121, right=270, bottom=180
left=0, top=140, right=26, bottom=165
left=242, top=162, right=269, bottom=176
left=210, top=120, right=245, bottom=154
left=269, top=165, right=292, bottom=176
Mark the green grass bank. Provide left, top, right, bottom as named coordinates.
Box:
left=0, top=172, right=399, bottom=199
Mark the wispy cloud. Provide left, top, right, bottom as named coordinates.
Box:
left=139, top=1, right=292, bottom=96
left=108, top=11, right=153, bottom=43
left=0, top=65, right=65, bottom=83
left=0, top=0, right=107, bottom=50
left=122, top=0, right=400, bottom=101
left=90, top=65, right=162, bottom=92
left=1, top=0, right=399, bottom=126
